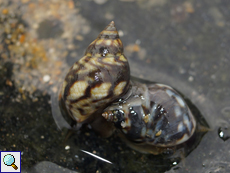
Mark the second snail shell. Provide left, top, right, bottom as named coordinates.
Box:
left=59, top=21, right=197, bottom=154
left=102, top=80, right=196, bottom=154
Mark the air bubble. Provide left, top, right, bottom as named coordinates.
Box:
left=218, top=127, right=230, bottom=141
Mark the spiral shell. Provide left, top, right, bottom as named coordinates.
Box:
left=59, top=21, right=130, bottom=126
left=59, top=21, right=199, bottom=154
left=102, top=80, right=196, bottom=154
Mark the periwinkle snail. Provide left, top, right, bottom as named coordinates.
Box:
left=59, top=21, right=197, bottom=154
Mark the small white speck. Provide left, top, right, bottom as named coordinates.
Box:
left=173, top=161, right=177, bottom=165
left=118, top=30, right=124, bottom=37
left=33, top=23, right=39, bottom=29
left=16, top=41, right=20, bottom=46
left=24, top=135, right=28, bottom=139
left=40, top=135, right=44, bottom=139
left=7, top=34, right=12, bottom=39
left=105, top=12, right=114, bottom=20
left=219, top=131, right=224, bottom=138
left=121, top=121, right=126, bottom=128
left=188, top=76, right=194, bottom=82
left=179, top=67, right=186, bottom=74
left=43, top=75, right=51, bottom=82
left=135, top=39, right=141, bottom=45
left=49, top=48, right=55, bottom=53
left=102, top=49, right=108, bottom=56
left=211, top=74, right=216, bottom=79
left=24, top=42, right=29, bottom=48
left=65, top=145, right=70, bottom=150
left=140, top=95, right=145, bottom=100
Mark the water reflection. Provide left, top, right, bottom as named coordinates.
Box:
left=81, top=150, right=113, bottom=164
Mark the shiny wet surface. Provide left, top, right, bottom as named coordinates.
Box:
left=1, top=0, right=230, bottom=172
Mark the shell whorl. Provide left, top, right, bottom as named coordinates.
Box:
left=85, top=21, right=124, bottom=56
left=102, top=82, right=197, bottom=148
left=60, top=21, right=130, bottom=123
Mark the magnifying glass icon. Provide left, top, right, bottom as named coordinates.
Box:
left=3, top=154, right=18, bottom=170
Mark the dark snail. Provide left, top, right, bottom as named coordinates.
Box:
left=102, top=80, right=196, bottom=154
left=59, top=21, right=197, bottom=154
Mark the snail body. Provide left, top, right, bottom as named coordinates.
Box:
left=102, top=80, right=196, bottom=154
left=59, top=21, right=197, bottom=154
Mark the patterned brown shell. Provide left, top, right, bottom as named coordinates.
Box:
left=60, top=21, right=130, bottom=124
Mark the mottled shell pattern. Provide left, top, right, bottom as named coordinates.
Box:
left=60, top=21, right=130, bottom=124
left=59, top=21, right=197, bottom=154
left=102, top=81, right=196, bottom=147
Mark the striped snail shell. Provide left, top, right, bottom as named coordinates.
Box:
left=102, top=80, right=197, bottom=154
left=59, top=21, right=198, bottom=154
left=59, top=21, right=130, bottom=137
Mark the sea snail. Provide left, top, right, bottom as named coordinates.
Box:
left=102, top=80, right=196, bottom=154
left=59, top=21, right=197, bottom=154
left=59, top=21, right=130, bottom=137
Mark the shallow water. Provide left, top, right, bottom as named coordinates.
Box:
left=1, top=0, right=230, bottom=172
